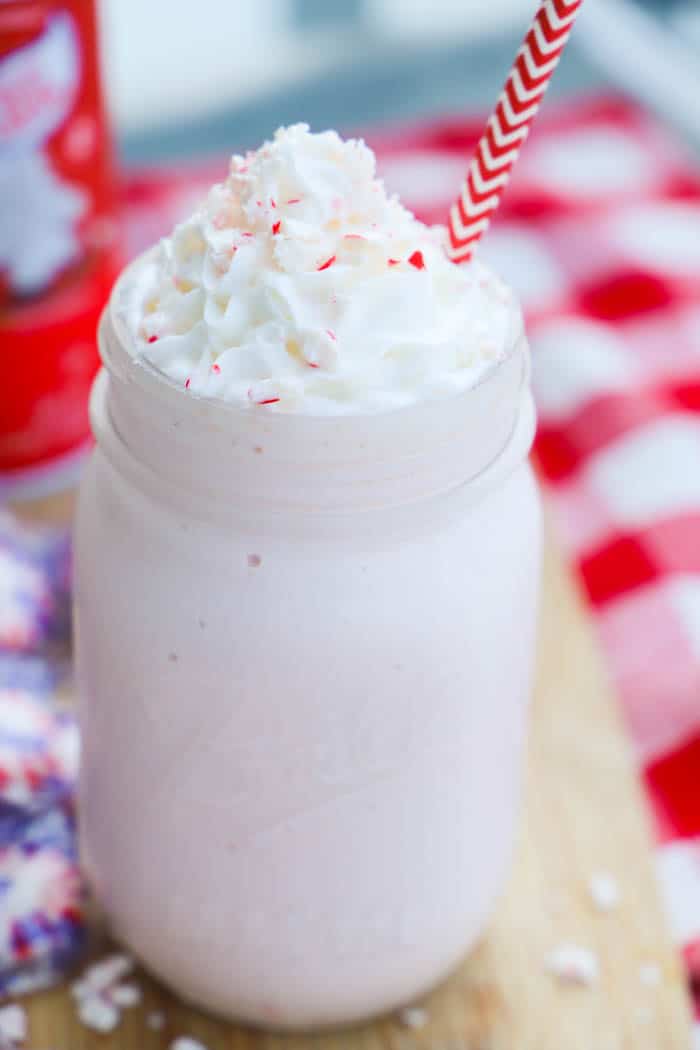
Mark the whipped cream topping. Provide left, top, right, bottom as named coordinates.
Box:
left=123, top=124, right=515, bottom=414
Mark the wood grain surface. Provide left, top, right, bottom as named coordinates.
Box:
left=12, top=494, right=694, bottom=1048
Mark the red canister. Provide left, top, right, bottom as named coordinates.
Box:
left=0, top=0, right=118, bottom=495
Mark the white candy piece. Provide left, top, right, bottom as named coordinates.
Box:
left=170, top=1038, right=209, bottom=1050
left=545, top=943, right=599, bottom=986
left=639, top=962, right=661, bottom=987
left=397, top=1005, right=428, bottom=1029
left=110, top=982, right=142, bottom=1007
left=589, top=872, right=620, bottom=912
left=75, top=953, right=134, bottom=996
left=0, top=1004, right=27, bottom=1044
left=78, top=995, right=120, bottom=1033
left=147, top=1010, right=166, bottom=1030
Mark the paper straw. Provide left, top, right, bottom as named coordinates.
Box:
left=447, top=0, right=583, bottom=264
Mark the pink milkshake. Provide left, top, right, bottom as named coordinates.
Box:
left=74, top=125, right=541, bottom=1029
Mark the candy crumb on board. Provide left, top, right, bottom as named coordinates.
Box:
left=71, top=953, right=134, bottom=997
left=639, top=962, right=662, bottom=986
left=147, top=1010, right=167, bottom=1030
left=588, top=872, right=620, bottom=912
left=72, top=953, right=137, bottom=1032
left=0, top=1004, right=27, bottom=1044
left=78, top=995, right=120, bottom=1033
left=397, top=1005, right=428, bottom=1029
left=170, top=1038, right=209, bottom=1050
left=545, top=943, right=599, bottom=986
left=109, top=982, right=142, bottom=1007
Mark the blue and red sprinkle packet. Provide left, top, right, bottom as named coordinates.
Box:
left=0, top=512, right=84, bottom=998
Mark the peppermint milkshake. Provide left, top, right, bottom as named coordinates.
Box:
left=75, top=125, right=541, bottom=1029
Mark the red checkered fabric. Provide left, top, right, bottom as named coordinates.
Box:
left=122, top=96, right=700, bottom=1022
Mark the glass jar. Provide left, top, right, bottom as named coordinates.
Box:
left=74, top=257, right=542, bottom=1030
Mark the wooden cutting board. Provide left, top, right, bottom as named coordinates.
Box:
left=14, top=494, right=694, bottom=1048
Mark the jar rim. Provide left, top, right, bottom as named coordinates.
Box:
left=93, top=251, right=533, bottom=515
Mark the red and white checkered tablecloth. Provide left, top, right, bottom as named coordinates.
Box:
left=121, top=96, right=700, bottom=1026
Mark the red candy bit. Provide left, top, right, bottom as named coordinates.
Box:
left=387, top=258, right=400, bottom=267
left=317, top=255, right=336, bottom=272
left=185, top=378, right=191, bottom=390
left=325, top=329, right=337, bottom=341
left=408, top=250, right=425, bottom=270
left=211, top=363, right=221, bottom=374
left=147, top=335, right=159, bottom=344
left=241, top=232, right=253, bottom=239
left=270, top=198, right=276, bottom=208
left=248, top=387, right=281, bottom=406
left=307, top=361, right=320, bottom=369
left=272, top=221, right=281, bottom=235
left=343, top=233, right=365, bottom=240
left=286, top=197, right=301, bottom=204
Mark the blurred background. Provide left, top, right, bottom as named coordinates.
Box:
left=104, top=0, right=700, bottom=162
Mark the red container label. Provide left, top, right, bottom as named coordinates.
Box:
left=1, top=1, right=118, bottom=480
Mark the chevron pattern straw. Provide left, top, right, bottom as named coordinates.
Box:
left=447, top=0, right=583, bottom=263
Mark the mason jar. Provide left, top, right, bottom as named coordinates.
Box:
left=74, top=256, right=542, bottom=1030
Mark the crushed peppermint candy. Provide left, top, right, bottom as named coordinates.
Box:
left=109, top=982, right=142, bottom=1007
left=71, top=953, right=136, bottom=1034
left=71, top=953, right=134, bottom=998
left=397, top=1005, right=428, bottom=1029
left=408, top=249, right=425, bottom=270
left=545, top=944, right=599, bottom=986
left=316, top=255, right=336, bottom=271
left=0, top=1004, right=26, bottom=1045
left=588, top=872, right=620, bottom=912
left=170, top=1038, right=209, bottom=1050
left=78, top=995, right=120, bottom=1033
left=147, top=1010, right=167, bottom=1030
left=639, top=962, right=661, bottom=986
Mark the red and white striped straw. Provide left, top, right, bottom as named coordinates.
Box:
left=447, top=0, right=583, bottom=264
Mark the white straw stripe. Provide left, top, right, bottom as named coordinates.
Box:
left=468, top=159, right=511, bottom=195
left=488, top=111, right=530, bottom=149
left=479, top=136, right=521, bottom=174
left=532, top=16, right=573, bottom=58
left=498, top=90, right=542, bottom=129
left=510, top=64, right=551, bottom=105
